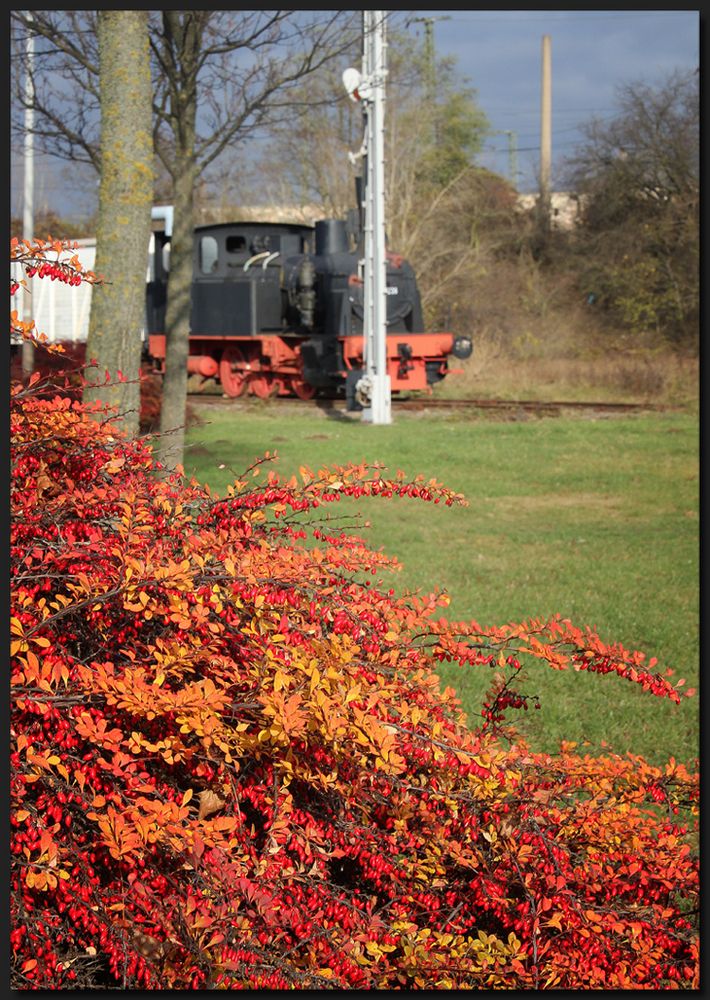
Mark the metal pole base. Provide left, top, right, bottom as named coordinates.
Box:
left=361, top=373, right=392, bottom=424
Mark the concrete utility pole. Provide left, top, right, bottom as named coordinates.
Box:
left=360, top=10, right=391, bottom=425
left=22, top=15, right=35, bottom=379
left=539, top=34, right=552, bottom=229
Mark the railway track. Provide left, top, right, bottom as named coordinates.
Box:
left=390, top=396, right=664, bottom=415
left=187, top=390, right=665, bottom=418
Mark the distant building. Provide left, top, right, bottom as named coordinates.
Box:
left=515, top=191, right=587, bottom=231
left=195, top=203, right=325, bottom=227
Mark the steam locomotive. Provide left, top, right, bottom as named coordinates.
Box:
left=146, top=216, right=472, bottom=408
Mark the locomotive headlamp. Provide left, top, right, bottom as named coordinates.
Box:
left=452, top=336, right=473, bottom=360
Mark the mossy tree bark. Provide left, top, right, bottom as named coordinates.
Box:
left=84, top=11, right=154, bottom=441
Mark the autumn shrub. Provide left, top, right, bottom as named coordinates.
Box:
left=10, top=242, right=163, bottom=433
left=10, top=240, right=699, bottom=990
left=10, top=337, right=87, bottom=395
left=10, top=337, right=165, bottom=434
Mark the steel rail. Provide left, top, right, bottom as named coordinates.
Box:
left=187, top=392, right=665, bottom=415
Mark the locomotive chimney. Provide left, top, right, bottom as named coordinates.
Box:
left=314, top=219, right=348, bottom=256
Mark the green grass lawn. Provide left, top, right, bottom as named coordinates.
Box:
left=183, top=401, right=698, bottom=768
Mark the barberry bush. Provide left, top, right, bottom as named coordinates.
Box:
left=10, top=240, right=699, bottom=989
left=10, top=237, right=163, bottom=432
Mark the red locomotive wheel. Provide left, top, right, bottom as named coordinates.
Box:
left=291, top=378, right=317, bottom=400
left=249, top=374, right=278, bottom=399
left=220, top=346, right=248, bottom=398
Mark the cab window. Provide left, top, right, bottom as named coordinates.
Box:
left=199, top=235, right=219, bottom=274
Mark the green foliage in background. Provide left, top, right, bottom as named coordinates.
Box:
left=564, top=70, right=699, bottom=348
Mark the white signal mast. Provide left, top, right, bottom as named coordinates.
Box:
left=343, top=10, right=391, bottom=424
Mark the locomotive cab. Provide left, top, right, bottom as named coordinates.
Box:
left=191, top=222, right=311, bottom=337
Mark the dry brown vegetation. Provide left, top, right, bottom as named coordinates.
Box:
left=428, top=215, right=698, bottom=408
left=443, top=300, right=698, bottom=407
left=453, top=348, right=698, bottom=407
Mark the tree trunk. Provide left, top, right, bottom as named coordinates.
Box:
left=155, top=153, right=196, bottom=472
left=83, top=11, right=154, bottom=440
left=152, top=11, right=202, bottom=473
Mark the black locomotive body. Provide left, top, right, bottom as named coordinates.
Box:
left=146, top=217, right=471, bottom=404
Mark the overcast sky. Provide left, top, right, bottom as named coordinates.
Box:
left=11, top=8, right=701, bottom=218
left=397, top=9, right=700, bottom=191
